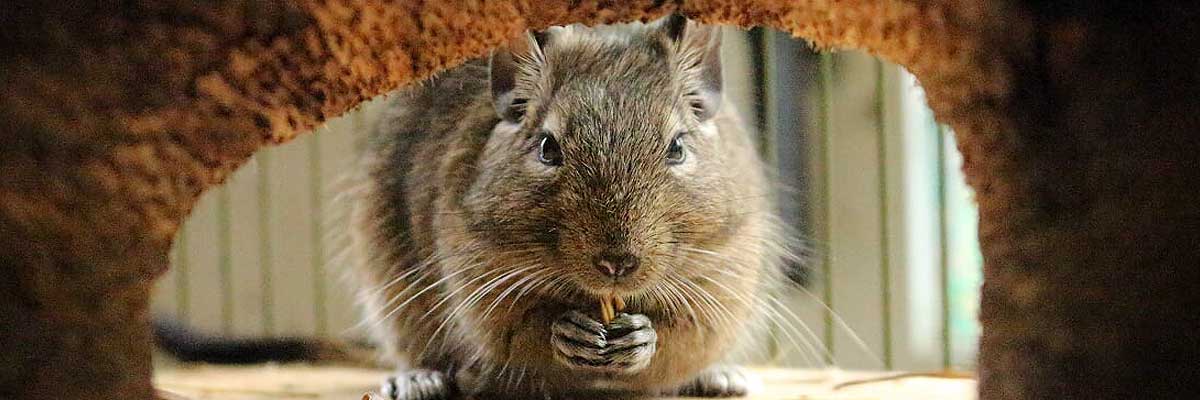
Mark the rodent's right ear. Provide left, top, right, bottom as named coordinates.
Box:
left=489, top=30, right=547, bottom=122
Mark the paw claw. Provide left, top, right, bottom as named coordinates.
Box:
left=603, top=328, right=656, bottom=353
left=381, top=369, right=454, bottom=400
left=607, top=313, right=651, bottom=332
left=551, top=312, right=607, bottom=349
left=563, top=310, right=606, bottom=334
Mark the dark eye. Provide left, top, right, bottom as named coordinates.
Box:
left=537, top=133, right=563, bottom=166
left=666, top=132, right=686, bottom=165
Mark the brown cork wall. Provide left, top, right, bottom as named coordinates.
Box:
left=1, top=1, right=1198, bottom=399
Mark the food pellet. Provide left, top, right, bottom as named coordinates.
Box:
left=600, top=294, right=626, bottom=324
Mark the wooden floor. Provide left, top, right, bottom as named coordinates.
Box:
left=154, top=364, right=976, bottom=400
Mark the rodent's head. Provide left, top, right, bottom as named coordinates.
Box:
left=460, top=15, right=764, bottom=304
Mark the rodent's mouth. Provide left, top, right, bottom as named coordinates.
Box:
left=575, top=275, right=652, bottom=299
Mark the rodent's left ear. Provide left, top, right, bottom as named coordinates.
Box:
left=490, top=30, right=547, bottom=122
left=656, top=14, right=723, bottom=121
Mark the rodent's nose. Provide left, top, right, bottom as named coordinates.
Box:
left=594, top=252, right=639, bottom=278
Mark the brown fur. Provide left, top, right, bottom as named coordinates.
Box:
left=346, top=17, right=792, bottom=398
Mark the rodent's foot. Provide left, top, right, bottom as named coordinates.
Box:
left=381, top=369, right=455, bottom=400
left=551, top=310, right=657, bottom=374
left=674, top=365, right=752, bottom=398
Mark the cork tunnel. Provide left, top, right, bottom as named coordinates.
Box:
left=1, top=1, right=1197, bottom=399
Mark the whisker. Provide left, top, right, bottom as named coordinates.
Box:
left=422, top=264, right=542, bottom=357
left=789, top=284, right=885, bottom=368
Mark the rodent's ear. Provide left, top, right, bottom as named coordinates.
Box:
left=656, top=14, right=723, bottom=121
left=489, top=30, right=547, bottom=122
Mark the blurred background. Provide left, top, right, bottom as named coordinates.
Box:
left=152, top=27, right=982, bottom=373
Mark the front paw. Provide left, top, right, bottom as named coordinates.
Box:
left=550, top=310, right=657, bottom=374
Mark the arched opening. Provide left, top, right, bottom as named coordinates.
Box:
left=2, top=2, right=1197, bottom=400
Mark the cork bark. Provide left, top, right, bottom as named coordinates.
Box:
left=1, top=1, right=1197, bottom=399
left=969, top=3, right=1200, bottom=398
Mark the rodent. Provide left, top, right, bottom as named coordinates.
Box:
left=346, top=14, right=797, bottom=399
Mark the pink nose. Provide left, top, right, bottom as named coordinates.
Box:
left=594, top=252, right=639, bottom=278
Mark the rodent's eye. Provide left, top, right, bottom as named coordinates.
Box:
left=537, top=133, right=564, bottom=167
left=666, top=132, right=687, bottom=165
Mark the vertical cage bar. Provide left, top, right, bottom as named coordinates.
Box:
left=751, top=28, right=783, bottom=361
left=874, top=60, right=894, bottom=370
left=257, top=151, right=275, bottom=335
left=750, top=28, right=775, bottom=164
left=174, top=229, right=190, bottom=321
left=817, top=51, right=835, bottom=363
left=216, top=185, right=234, bottom=333
left=308, top=134, right=328, bottom=336
left=936, top=123, right=952, bottom=369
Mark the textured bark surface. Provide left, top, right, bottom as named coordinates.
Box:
left=0, top=1, right=1197, bottom=399
left=970, top=2, right=1200, bottom=398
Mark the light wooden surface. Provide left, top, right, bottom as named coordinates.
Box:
left=154, top=364, right=976, bottom=400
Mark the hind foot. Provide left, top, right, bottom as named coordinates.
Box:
left=381, top=369, right=455, bottom=400
left=674, top=365, right=753, bottom=397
